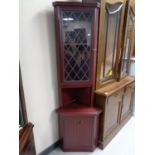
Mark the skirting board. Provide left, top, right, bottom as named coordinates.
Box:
left=38, top=140, right=60, bottom=155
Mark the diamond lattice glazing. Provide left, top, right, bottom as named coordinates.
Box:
left=62, top=11, right=93, bottom=82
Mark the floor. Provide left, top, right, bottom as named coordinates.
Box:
left=49, top=117, right=135, bottom=155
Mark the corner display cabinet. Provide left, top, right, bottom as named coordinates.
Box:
left=83, top=0, right=135, bottom=150
left=53, top=2, right=101, bottom=152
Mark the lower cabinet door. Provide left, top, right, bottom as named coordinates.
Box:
left=121, top=83, right=134, bottom=121
left=104, top=90, right=123, bottom=137
left=61, top=115, right=98, bottom=151
left=63, top=116, right=93, bottom=147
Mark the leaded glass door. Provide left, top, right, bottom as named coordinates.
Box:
left=60, top=9, right=94, bottom=84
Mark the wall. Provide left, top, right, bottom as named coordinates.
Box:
left=19, top=0, right=80, bottom=154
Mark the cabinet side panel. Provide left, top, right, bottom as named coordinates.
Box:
left=94, top=94, right=106, bottom=147
left=54, top=6, right=63, bottom=107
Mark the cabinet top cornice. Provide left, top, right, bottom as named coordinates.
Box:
left=53, top=2, right=100, bottom=8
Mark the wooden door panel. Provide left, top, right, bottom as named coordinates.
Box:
left=121, top=83, right=134, bottom=121
left=104, top=91, right=123, bottom=137
left=63, top=116, right=93, bottom=147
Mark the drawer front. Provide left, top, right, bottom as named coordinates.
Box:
left=63, top=116, right=95, bottom=148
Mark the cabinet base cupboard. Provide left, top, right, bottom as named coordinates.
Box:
left=57, top=106, right=101, bottom=151
left=95, top=76, right=135, bottom=149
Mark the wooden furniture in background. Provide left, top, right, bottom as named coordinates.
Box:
left=83, top=0, right=127, bottom=88
left=53, top=2, right=101, bottom=152
left=83, top=0, right=135, bottom=149
left=118, top=0, right=135, bottom=80
left=95, top=76, right=134, bottom=148
left=19, top=66, right=36, bottom=155
left=19, top=123, right=36, bottom=155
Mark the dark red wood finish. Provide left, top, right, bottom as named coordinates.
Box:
left=53, top=2, right=100, bottom=107
left=58, top=107, right=101, bottom=152
left=57, top=104, right=101, bottom=115
left=53, top=2, right=101, bottom=152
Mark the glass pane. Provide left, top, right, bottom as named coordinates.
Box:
left=128, top=9, right=135, bottom=26
left=101, top=3, right=122, bottom=80
left=62, top=11, right=93, bottom=82
left=121, top=38, right=130, bottom=76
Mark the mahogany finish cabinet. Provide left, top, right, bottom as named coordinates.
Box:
left=53, top=2, right=101, bottom=152
left=83, top=0, right=135, bottom=149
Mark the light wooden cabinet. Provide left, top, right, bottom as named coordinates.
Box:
left=83, top=0, right=135, bottom=150
left=83, top=0, right=127, bottom=88
left=95, top=76, right=134, bottom=149
left=83, top=0, right=135, bottom=84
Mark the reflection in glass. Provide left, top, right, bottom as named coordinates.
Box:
left=62, top=11, right=93, bottom=82
left=121, top=38, right=130, bottom=77
left=100, top=3, right=122, bottom=81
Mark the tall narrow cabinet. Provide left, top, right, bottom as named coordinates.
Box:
left=53, top=2, right=101, bottom=152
